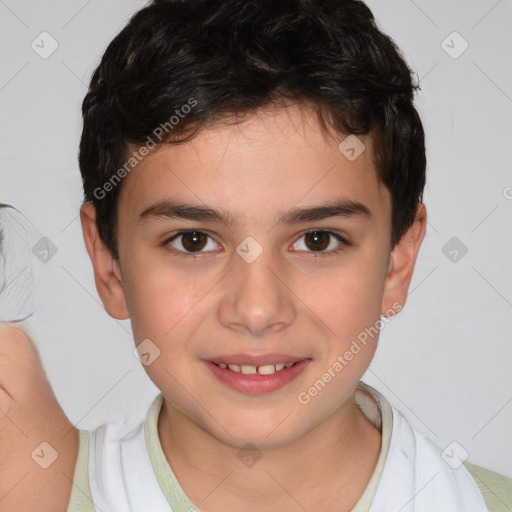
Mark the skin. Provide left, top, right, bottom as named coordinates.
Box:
left=81, top=103, right=426, bottom=511
left=0, top=323, right=79, bottom=512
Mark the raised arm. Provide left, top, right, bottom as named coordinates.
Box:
left=0, top=323, right=80, bottom=512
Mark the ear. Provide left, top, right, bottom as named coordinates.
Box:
left=381, top=203, right=427, bottom=316
left=80, top=203, right=129, bottom=320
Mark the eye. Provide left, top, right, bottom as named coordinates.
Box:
left=163, top=230, right=220, bottom=256
left=291, top=230, right=349, bottom=257
left=162, top=229, right=349, bottom=259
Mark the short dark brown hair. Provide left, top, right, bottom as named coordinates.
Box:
left=79, top=0, right=426, bottom=259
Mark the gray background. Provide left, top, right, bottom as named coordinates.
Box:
left=1, top=0, right=511, bottom=477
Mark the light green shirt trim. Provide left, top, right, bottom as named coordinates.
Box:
left=66, top=383, right=512, bottom=511
left=144, top=394, right=200, bottom=511
left=66, top=429, right=95, bottom=512
left=352, top=381, right=394, bottom=510
left=463, top=461, right=512, bottom=512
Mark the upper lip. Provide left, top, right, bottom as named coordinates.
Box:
left=206, top=353, right=310, bottom=366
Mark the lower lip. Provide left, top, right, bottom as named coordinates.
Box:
left=204, top=360, right=311, bottom=394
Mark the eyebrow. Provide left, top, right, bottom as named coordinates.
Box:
left=138, top=198, right=371, bottom=226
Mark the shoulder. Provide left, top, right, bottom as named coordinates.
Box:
left=463, top=461, right=512, bottom=512
left=67, top=419, right=147, bottom=512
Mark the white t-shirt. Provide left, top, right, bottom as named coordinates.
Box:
left=67, top=381, right=504, bottom=511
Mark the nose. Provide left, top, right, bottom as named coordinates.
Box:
left=217, top=247, right=296, bottom=338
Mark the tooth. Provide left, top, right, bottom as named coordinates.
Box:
left=241, top=365, right=258, bottom=375
left=223, top=362, right=294, bottom=374
left=258, top=364, right=276, bottom=375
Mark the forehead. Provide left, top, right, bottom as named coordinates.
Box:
left=118, top=104, right=390, bottom=227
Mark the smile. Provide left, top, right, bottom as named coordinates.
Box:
left=214, top=361, right=296, bottom=375
left=204, top=359, right=311, bottom=394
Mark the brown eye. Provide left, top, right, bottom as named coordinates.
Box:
left=165, top=230, right=218, bottom=254
left=292, top=230, right=348, bottom=255
left=181, top=231, right=208, bottom=252
left=304, top=231, right=330, bottom=251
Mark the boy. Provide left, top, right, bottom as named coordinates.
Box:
left=1, top=0, right=511, bottom=510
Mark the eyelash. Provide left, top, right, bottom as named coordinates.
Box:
left=161, top=229, right=350, bottom=259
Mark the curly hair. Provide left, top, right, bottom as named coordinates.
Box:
left=79, top=0, right=426, bottom=259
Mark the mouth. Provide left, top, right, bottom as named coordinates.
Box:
left=203, top=354, right=311, bottom=394
left=211, top=361, right=297, bottom=375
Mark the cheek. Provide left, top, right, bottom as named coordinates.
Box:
left=124, top=256, right=207, bottom=343
left=300, top=257, right=386, bottom=338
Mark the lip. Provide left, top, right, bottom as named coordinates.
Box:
left=203, top=358, right=311, bottom=394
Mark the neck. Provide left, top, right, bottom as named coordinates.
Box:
left=158, top=394, right=381, bottom=511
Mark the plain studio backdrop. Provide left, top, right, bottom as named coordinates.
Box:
left=1, top=0, right=511, bottom=477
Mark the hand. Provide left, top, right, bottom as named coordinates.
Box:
left=0, top=323, right=80, bottom=512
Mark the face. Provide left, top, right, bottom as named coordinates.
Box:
left=82, top=103, right=425, bottom=449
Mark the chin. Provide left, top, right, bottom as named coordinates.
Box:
left=211, top=417, right=306, bottom=451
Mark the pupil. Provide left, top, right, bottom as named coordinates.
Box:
left=306, top=231, right=328, bottom=251
left=183, top=231, right=206, bottom=252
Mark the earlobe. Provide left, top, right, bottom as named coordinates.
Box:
left=381, top=203, right=427, bottom=316
left=80, top=203, right=130, bottom=320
